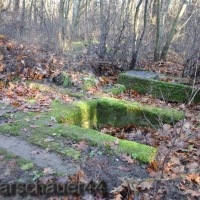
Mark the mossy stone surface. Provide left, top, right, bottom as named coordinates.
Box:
left=95, top=97, right=184, bottom=128
left=49, top=97, right=184, bottom=129
left=60, top=125, right=157, bottom=163
left=0, top=95, right=184, bottom=163
left=118, top=71, right=200, bottom=103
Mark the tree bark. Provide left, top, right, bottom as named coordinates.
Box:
left=154, top=0, right=161, bottom=62
left=160, top=0, right=188, bottom=61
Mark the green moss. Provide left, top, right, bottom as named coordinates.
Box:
left=0, top=148, right=34, bottom=170
left=45, top=97, right=183, bottom=129
left=119, top=140, right=157, bottom=163
left=47, top=100, right=82, bottom=125
left=73, top=100, right=98, bottom=128
left=62, top=72, right=71, bottom=87
left=60, top=148, right=80, bottom=159
left=96, top=97, right=184, bottom=128
left=60, top=125, right=156, bottom=163
left=0, top=148, right=16, bottom=159
left=118, top=73, right=200, bottom=103
left=103, top=84, right=126, bottom=95
left=0, top=123, right=22, bottom=135
left=26, top=126, right=81, bottom=159
left=82, top=77, right=96, bottom=90
left=17, top=158, right=34, bottom=170
left=66, top=92, right=85, bottom=98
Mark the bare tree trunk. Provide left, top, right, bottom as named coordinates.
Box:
left=129, top=0, right=143, bottom=69
left=13, top=0, right=20, bottom=20
left=40, top=0, right=44, bottom=29
left=98, top=0, right=110, bottom=59
left=29, top=0, right=34, bottom=29
left=0, top=0, right=12, bottom=17
left=154, top=0, right=161, bottom=62
left=0, top=0, right=3, bottom=10
left=34, top=0, right=37, bottom=27
left=20, top=0, right=26, bottom=37
left=59, top=0, right=65, bottom=48
left=160, top=0, right=188, bottom=61
left=160, top=0, right=171, bottom=43
left=59, top=0, right=71, bottom=51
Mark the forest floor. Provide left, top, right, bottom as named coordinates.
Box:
left=0, top=35, right=200, bottom=200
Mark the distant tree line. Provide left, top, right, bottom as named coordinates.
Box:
left=0, top=0, right=199, bottom=70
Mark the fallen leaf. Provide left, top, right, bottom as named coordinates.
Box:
left=121, top=153, right=134, bottom=164
left=51, top=116, right=57, bottom=122
left=0, top=155, right=4, bottom=160
left=73, top=140, right=88, bottom=151
left=137, top=181, right=153, bottom=191
left=163, top=124, right=171, bottom=130
left=24, top=118, right=30, bottom=122
left=30, top=150, right=39, bottom=155
left=186, top=173, right=200, bottom=184
left=114, top=138, right=119, bottom=145
left=43, top=167, right=55, bottom=175
left=184, top=122, right=191, bottom=129
left=150, top=161, right=159, bottom=172
left=113, top=193, right=123, bottom=200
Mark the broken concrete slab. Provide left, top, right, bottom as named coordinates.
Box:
left=0, top=135, right=79, bottom=175
left=118, top=70, right=200, bottom=103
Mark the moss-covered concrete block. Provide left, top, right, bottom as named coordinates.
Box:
left=49, top=97, right=184, bottom=129
left=118, top=70, right=200, bottom=103
left=95, top=97, right=184, bottom=128
left=60, top=125, right=157, bottom=163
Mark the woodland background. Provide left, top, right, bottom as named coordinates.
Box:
left=0, top=0, right=199, bottom=71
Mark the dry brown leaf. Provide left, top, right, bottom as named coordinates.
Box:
left=43, top=167, right=55, bottom=175
left=114, top=138, right=119, bottom=145
left=113, top=193, right=123, bottom=200
left=121, top=153, right=134, bottom=164
left=163, top=124, right=171, bottom=130
left=186, top=173, right=200, bottom=184
left=184, top=122, right=191, bottom=129
left=73, top=140, right=88, bottom=151
left=0, top=55, right=4, bottom=61
left=137, top=181, right=153, bottom=191
left=150, top=161, right=159, bottom=172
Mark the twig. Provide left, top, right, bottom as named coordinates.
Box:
left=153, top=114, right=185, bottom=199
